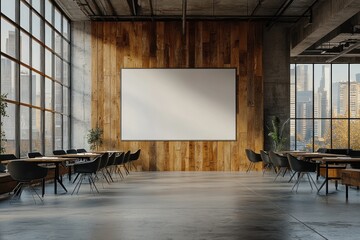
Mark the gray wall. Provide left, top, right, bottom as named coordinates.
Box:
left=263, top=24, right=291, bottom=151
left=71, top=21, right=92, bottom=149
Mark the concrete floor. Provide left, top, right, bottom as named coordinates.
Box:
left=0, top=171, right=359, bottom=240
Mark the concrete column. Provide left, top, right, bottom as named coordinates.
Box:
left=263, top=24, right=290, bottom=151
left=71, top=21, right=92, bottom=149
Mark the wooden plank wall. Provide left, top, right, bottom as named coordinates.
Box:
left=91, top=21, right=263, bottom=171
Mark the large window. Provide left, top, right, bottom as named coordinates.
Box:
left=0, top=0, right=70, bottom=157
left=290, top=64, right=360, bottom=151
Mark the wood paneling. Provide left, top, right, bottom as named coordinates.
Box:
left=91, top=21, right=263, bottom=171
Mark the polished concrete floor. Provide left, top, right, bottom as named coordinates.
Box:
left=0, top=171, right=359, bottom=240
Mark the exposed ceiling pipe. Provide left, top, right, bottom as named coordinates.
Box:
left=126, top=0, right=138, bottom=16
left=266, top=0, right=295, bottom=29
left=182, top=0, right=187, bottom=35
left=149, top=0, right=154, bottom=18
left=295, top=0, right=320, bottom=23
left=326, top=42, right=360, bottom=62
left=102, top=0, right=117, bottom=16
left=132, top=0, right=137, bottom=15
left=251, top=0, right=264, bottom=16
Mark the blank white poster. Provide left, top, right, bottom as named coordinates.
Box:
left=121, top=68, right=236, bottom=140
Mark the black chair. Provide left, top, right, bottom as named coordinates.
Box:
left=95, top=153, right=110, bottom=184
left=269, top=151, right=293, bottom=182
left=77, top=149, right=87, bottom=153
left=122, top=151, right=131, bottom=175
left=260, top=150, right=274, bottom=175
left=67, top=149, right=77, bottom=154
left=316, top=148, right=328, bottom=153
left=104, top=152, right=116, bottom=182
left=72, top=156, right=101, bottom=194
left=28, top=152, right=43, bottom=158
left=113, top=152, right=125, bottom=179
left=7, top=160, right=48, bottom=202
left=287, top=154, right=318, bottom=192
left=245, top=149, right=262, bottom=172
left=349, top=150, right=360, bottom=169
left=53, top=150, right=67, bottom=155
left=0, top=154, right=17, bottom=173
left=129, top=149, right=141, bottom=170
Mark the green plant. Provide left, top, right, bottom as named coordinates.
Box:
left=268, top=116, right=289, bottom=152
left=87, top=127, right=103, bottom=151
left=0, top=94, right=8, bottom=153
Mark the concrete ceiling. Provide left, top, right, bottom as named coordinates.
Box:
left=54, top=0, right=360, bottom=60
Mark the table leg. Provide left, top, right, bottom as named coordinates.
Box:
left=54, top=163, right=68, bottom=194
left=325, top=162, right=329, bottom=195
left=54, top=163, right=58, bottom=194
left=42, top=178, right=45, bottom=197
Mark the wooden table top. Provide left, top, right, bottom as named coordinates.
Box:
left=54, top=153, right=101, bottom=158
left=2, top=157, right=77, bottom=164
left=288, top=152, right=347, bottom=159
left=320, top=157, right=360, bottom=163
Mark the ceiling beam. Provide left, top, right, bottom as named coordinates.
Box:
left=291, top=0, right=360, bottom=57
left=89, top=14, right=307, bottom=21
left=325, top=42, right=360, bottom=63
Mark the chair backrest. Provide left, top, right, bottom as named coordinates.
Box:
left=7, top=161, right=48, bottom=181
left=269, top=151, right=289, bottom=168
left=122, top=151, right=131, bottom=164
left=287, top=154, right=316, bottom=172
left=28, top=152, right=43, bottom=158
left=326, top=148, right=351, bottom=155
left=99, top=152, right=109, bottom=169
left=287, top=154, right=303, bottom=172
left=107, top=152, right=117, bottom=166
left=0, top=154, right=18, bottom=173
left=245, top=149, right=262, bottom=163
left=316, top=148, right=328, bottom=153
left=130, top=149, right=141, bottom=161
left=0, top=154, right=17, bottom=161
left=66, top=149, right=77, bottom=154
left=114, top=152, right=125, bottom=165
left=349, top=150, right=360, bottom=169
left=260, top=150, right=271, bottom=164
left=74, top=156, right=102, bottom=173
left=77, top=148, right=87, bottom=153
left=53, top=150, right=66, bottom=155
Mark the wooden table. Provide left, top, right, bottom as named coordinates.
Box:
left=319, top=157, right=360, bottom=195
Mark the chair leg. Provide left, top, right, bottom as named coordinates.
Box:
left=29, top=185, right=44, bottom=202
left=72, top=173, right=80, bottom=184
left=288, top=171, right=297, bottom=182
left=89, top=175, right=99, bottom=193
left=123, top=164, right=130, bottom=175
left=246, top=162, right=253, bottom=173
left=307, top=173, right=318, bottom=191
left=106, top=168, right=114, bottom=182
left=72, top=174, right=84, bottom=195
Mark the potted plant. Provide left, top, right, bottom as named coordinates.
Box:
left=268, top=116, right=289, bottom=152
left=87, top=126, right=103, bottom=151
left=0, top=94, right=8, bottom=153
